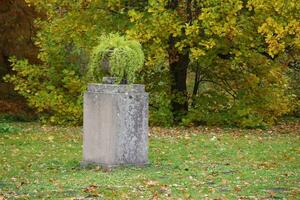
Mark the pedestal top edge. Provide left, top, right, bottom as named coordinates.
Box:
left=88, top=83, right=145, bottom=93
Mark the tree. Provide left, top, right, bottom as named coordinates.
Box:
left=5, top=0, right=300, bottom=127
left=127, top=0, right=299, bottom=126
left=0, top=0, right=42, bottom=96
left=5, top=0, right=130, bottom=124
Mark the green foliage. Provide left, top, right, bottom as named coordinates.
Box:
left=5, top=0, right=300, bottom=127
left=149, top=91, right=173, bottom=127
left=140, top=61, right=174, bottom=126
left=5, top=56, right=86, bottom=125
left=127, top=0, right=299, bottom=127
left=0, top=114, right=37, bottom=123
left=0, top=123, right=20, bottom=133
left=287, top=64, right=300, bottom=117
left=4, top=0, right=130, bottom=125
left=88, top=34, right=144, bottom=83
left=182, top=90, right=231, bottom=126
left=183, top=55, right=293, bottom=128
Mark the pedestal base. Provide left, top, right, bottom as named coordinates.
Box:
left=83, top=83, right=149, bottom=167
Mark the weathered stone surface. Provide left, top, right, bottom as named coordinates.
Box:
left=82, top=83, right=148, bottom=168
left=88, top=83, right=145, bottom=93
left=102, top=77, right=117, bottom=84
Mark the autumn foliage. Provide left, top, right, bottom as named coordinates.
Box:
left=0, top=0, right=41, bottom=78
left=4, top=0, right=300, bottom=127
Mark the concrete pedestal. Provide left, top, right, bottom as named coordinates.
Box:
left=82, top=83, right=148, bottom=168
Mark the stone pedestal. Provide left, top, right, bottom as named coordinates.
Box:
left=82, top=83, right=148, bottom=168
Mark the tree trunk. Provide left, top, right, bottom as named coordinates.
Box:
left=168, top=36, right=189, bottom=122
left=166, top=0, right=191, bottom=122
left=191, top=67, right=201, bottom=107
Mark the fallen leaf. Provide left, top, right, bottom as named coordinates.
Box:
left=145, top=180, right=159, bottom=187
left=48, top=136, right=54, bottom=142
left=152, top=192, right=158, bottom=200
left=221, top=179, right=228, bottom=185
left=83, top=184, right=98, bottom=193
left=234, top=185, right=242, bottom=192
left=159, top=185, right=168, bottom=193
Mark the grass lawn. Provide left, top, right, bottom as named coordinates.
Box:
left=0, top=122, right=299, bottom=199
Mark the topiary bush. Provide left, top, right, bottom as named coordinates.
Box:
left=88, top=34, right=144, bottom=83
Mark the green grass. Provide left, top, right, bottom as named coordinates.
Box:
left=0, top=123, right=21, bottom=134
left=0, top=123, right=299, bottom=199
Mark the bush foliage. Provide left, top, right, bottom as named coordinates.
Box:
left=5, top=0, right=300, bottom=127
left=6, top=57, right=85, bottom=125
left=88, top=34, right=144, bottom=83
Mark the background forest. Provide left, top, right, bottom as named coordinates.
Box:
left=1, top=0, right=300, bottom=127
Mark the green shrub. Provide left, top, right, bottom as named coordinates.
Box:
left=182, top=90, right=231, bottom=126
left=287, top=65, right=300, bottom=117
left=183, top=82, right=292, bottom=128
left=4, top=34, right=144, bottom=125
left=149, top=91, right=174, bottom=127
left=5, top=50, right=87, bottom=125
left=0, top=114, right=37, bottom=123
left=88, top=34, right=144, bottom=83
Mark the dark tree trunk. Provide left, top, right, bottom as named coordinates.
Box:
left=168, top=36, right=189, bottom=122
left=166, top=0, right=192, bottom=122
left=191, top=67, right=201, bottom=107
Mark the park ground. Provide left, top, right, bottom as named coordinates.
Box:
left=0, top=120, right=299, bottom=199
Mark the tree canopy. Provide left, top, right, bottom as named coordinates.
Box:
left=0, top=0, right=41, bottom=78
left=5, top=0, right=300, bottom=127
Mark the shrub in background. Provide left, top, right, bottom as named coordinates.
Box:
left=5, top=56, right=86, bottom=125
left=287, top=64, right=300, bottom=118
